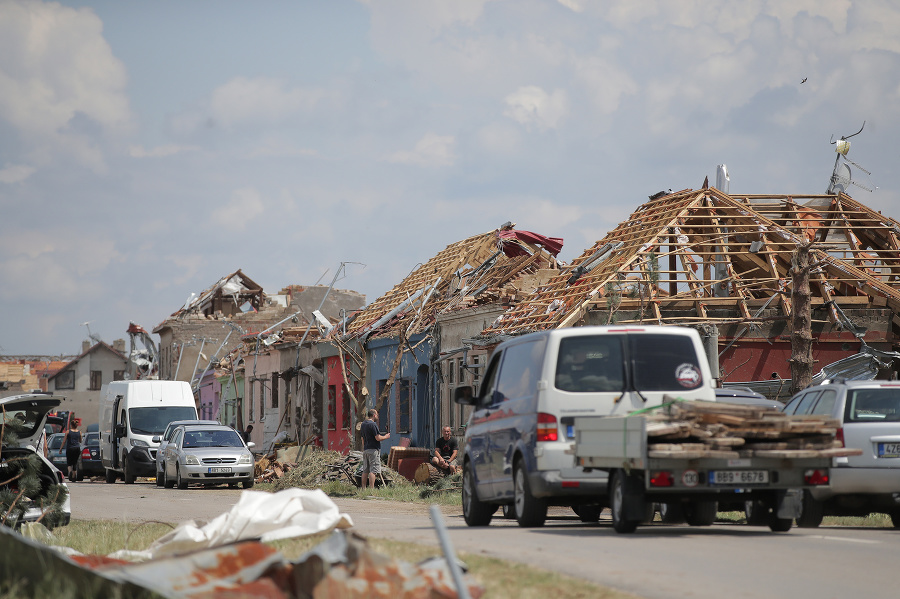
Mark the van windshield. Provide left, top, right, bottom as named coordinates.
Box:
left=129, top=407, right=198, bottom=435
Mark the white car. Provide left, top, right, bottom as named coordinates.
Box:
left=152, top=419, right=218, bottom=486
left=783, top=380, right=900, bottom=527
left=162, top=424, right=256, bottom=490
left=0, top=393, right=72, bottom=528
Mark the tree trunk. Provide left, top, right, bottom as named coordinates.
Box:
left=790, top=243, right=814, bottom=395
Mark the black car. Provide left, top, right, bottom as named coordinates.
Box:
left=76, top=432, right=103, bottom=481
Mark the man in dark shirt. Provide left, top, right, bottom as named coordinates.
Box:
left=432, top=426, right=459, bottom=474
left=360, top=409, right=389, bottom=491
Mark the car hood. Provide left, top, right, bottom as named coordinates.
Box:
left=0, top=394, right=63, bottom=449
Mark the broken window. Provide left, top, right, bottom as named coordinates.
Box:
left=397, top=379, right=411, bottom=434
left=376, top=379, right=389, bottom=431
left=113, top=370, right=125, bottom=381
left=56, top=370, right=74, bottom=390
left=328, top=385, right=336, bottom=431
left=271, top=373, right=279, bottom=409
left=342, top=385, right=351, bottom=430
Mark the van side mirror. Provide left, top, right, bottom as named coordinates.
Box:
left=114, top=424, right=126, bottom=438
left=454, top=386, right=476, bottom=405
left=151, top=436, right=161, bottom=443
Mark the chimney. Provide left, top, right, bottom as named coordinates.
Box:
left=82, top=340, right=91, bottom=353
left=113, top=338, right=126, bottom=353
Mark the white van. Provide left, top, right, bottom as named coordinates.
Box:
left=99, top=380, right=198, bottom=484
left=455, top=325, right=716, bottom=527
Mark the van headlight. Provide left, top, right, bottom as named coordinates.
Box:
left=238, top=453, right=252, bottom=465
left=185, top=455, right=200, bottom=465
left=132, top=439, right=149, bottom=448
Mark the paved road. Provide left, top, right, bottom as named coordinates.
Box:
left=68, top=479, right=900, bottom=599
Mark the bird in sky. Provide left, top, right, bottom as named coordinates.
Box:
left=801, top=77, right=808, bottom=84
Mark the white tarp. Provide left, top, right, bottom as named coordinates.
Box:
left=109, top=488, right=353, bottom=561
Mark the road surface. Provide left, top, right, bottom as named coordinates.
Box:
left=67, top=480, right=899, bottom=599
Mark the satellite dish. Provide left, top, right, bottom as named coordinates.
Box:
left=829, top=162, right=851, bottom=194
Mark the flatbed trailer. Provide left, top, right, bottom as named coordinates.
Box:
left=573, top=413, right=842, bottom=533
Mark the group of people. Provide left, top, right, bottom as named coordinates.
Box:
left=358, top=410, right=459, bottom=492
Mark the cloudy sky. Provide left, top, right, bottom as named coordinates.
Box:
left=1, top=0, right=898, bottom=356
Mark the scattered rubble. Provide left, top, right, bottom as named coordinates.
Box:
left=262, top=449, right=409, bottom=490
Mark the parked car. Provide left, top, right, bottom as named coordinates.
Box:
left=0, top=393, right=71, bottom=528
left=47, top=432, right=68, bottom=472
left=162, top=424, right=256, bottom=490
left=454, top=325, right=716, bottom=528
left=715, top=387, right=783, bottom=409
left=76, top=431, right=104, bottom=481
left=781, top=380, right=900, bottom=527
left=152, top=419, right=218, bottom=486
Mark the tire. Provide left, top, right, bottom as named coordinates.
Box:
left=574, top=504, right=603, bottom=523
left=242, top=479, right=254, bottom=489
left=462, top=463, right=494, bottom=527
left=610, top=470, right=640, bottom=534
left=502, top=503, right=517, bottom=519
left=768, top=514, right=793, bottom=532
left=795, top=491, right=824, bottom=528
left=176, top=465, right=188, bottom=490
left=514, top=459, right=547, bottom=528
left=163, top=467, right=174, bottom=489
left=659, top=502, right=686, bottom=524
left=744, top=500, right=770, bottom=526
left=890, top=510, right=900, bottom=529
left=155, top=468, right=164, bottom=487
left=684, top=500, right=718, bottom=526
left=105, top=468, right=117, bottom=484
left=123, top=457, right=135, bottom=485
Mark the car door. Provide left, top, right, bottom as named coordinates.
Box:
left=465, top=351, right=502, bottom=501
left=165, top=428, right=183, bottom=479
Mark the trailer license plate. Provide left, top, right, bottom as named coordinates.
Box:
left=878, top=443, right=900, bottom=458
left=709, top=470, right=768, bottom=485
left=208, top=467, right=232, bottom=474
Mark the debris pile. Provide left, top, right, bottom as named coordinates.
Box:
left=645, top=401, right=863, bottom=459
left=267, top=449, right=409, bottom=491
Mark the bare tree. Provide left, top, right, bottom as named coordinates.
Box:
left=790, top=242, right=814, bottom=394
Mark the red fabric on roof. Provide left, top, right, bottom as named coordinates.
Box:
left=497, top=230, right=564, bottom=257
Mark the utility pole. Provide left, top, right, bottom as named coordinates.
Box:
left=790, top=242, right=814, bottom=394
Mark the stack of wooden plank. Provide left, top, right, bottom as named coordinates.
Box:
left=645, top=401, right=862, bottom=459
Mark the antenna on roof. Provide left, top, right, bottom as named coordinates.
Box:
left=827, top=121, right=876, bottom=194
left=81, top=321, right=103, bottom=345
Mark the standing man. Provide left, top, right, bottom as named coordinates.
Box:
left=360, top=409, right=389, bottom=492
left=432, top=426, right=459, bottom=474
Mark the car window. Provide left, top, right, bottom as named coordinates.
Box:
left=810, top=389, right=837, bottom=416
left=845, top=388, right=900, bottom=422
left=794, top=391, right=822, bottom=415
left=631, top=334, right=704, bottom=391
left=172, top=428, right=183, bottom=447
left=48, top=435, right=64, bottom=450
left=477, top=353, right=502, bottom=407
left=555, top=335, right=624, bottom=392
left=782, top=395, right=803, bottom=414
left=495, top=339, right=546, bottom=403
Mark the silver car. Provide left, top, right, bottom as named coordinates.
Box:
left=783, top=380, right=900, bottom=527
left=152, top=419, right=218, bottom=486
left=162, top=424, right=255, bottom=490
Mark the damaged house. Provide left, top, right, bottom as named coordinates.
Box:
left=318, top=223, right=563, bottom=452
left=478, top=186, right=900, bottom=397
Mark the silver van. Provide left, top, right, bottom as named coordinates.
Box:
left=455, top=325, right=716, bottom=527
left=782, top=380, right=900, bottom=527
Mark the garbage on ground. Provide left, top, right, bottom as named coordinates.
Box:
left=0, top=489, right=484, bottom=599
left=265, top=450, right=405, bottom=489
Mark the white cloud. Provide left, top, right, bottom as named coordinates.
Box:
left=504, top=86, right=568, bottom=130
left=212, top=187, right=266, bottom=231
left=387, top=133, right=456, bottom=167
left=0, top=163, right=37, bottom=184
left=128, top=144, right=200, bottom=158
left=0, top=0, right=132, bottom=170
left=209, top=77, right=328, bottom=129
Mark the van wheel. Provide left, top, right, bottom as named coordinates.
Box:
left=890, top=510, right=900, bottom=529
left=123, top=458, right=135, bottom=485
left=462, top=463, right=493, bottom=526
left=768, top=513, right=793, bottom=532
left=502, top=503, right=516, bottom=519
left=659, top=502, right=686, bottom=524
left=795, top=491, right=824, bottom=528
left=574, top=504, right=603, bottom=523
left=104, top=468, right=117, bottom=484
left=514, top=459, right=547, bottom=528
left=610, top=470, right=640, bottom=533
left=176, top=466, right=188, bottom=490
left=744, top=500, right=769, bottom=526
left=684, top=500, right=718, bottom=526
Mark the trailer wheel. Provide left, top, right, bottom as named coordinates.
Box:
left=462, top=463, right=494, bottom=526
left=768, top=513, right=793, bottom=532
left=104, top=468, right=117, bottom=484
left=795, top=490, right=824, bottom=528
left=610, top=470, right=640, bottom=533
left=514, top=459, right=547, bottom=528
left=684, top=500, right=718, bottom=526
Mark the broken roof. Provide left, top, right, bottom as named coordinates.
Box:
left=342, top=224, right=562, bottom=340
left=481, top=188, right=900, bottom=338
left=165, top=269, right=264, bottom=320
